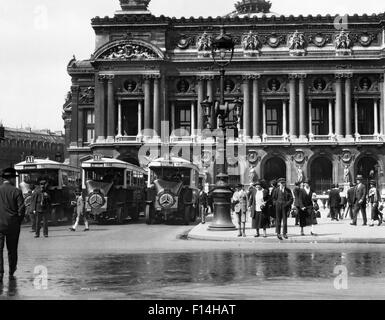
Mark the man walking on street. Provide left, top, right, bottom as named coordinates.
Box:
left=351, top=175, right=367, bottom=226
left=31, top=179, right=51, bottom=238
left=272, top=178, right=293, bottom=240
left=0, top=168, right=25, bottom=282
left=328, top=184, right=341, bottom=221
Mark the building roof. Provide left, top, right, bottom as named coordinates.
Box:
left=4, top=127, right=64, bottom=144
left=226, top=0, right=279, bottom=18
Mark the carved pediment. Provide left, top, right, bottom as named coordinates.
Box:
left=94, top=40, right=164, bottom=61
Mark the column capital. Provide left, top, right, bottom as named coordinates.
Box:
left=98, top=74, right=107, bottom=82
left=298, top=74, right=307, bottom=81
left=105, top=74, right=115, bottom=82
left=242, top=74, right=261, bottom=81
left=335, top=73, right=353, bottom=79
left=288, top=73, right=305, bottom=80
left=143, top=74, right=160, bottom=81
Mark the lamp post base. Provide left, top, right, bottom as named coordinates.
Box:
left=208, top=175, right=236, bottom=231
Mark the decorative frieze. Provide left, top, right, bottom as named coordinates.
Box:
left=288, top=31, right=307, bottom=56
left=242, top=31, right=261, bottom=57
left=79, top=87, right=95, bottom=104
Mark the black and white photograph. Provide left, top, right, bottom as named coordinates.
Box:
left=2, top=0, right=385, bottom=305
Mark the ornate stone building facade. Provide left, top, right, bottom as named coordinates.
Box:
left=0, top=126, right=65, bottom=169
left=64, top=0, right=385, bottom=193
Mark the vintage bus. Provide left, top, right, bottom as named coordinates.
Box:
left=15, top=156, right=81, bottom=224
left=81, top=155, right=147, bottom=224
left=145, top=156, right=200, bottom=225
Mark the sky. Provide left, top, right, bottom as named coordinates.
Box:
left=0, top=0, right=384, bottom=132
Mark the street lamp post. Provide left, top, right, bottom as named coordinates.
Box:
left=200, top=28, right=243, bottom=231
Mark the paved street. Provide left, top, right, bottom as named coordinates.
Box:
left=1, top=216, right=385, bottom=300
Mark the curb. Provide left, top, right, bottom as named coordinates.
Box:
left=187, top=232, right=385, bottom=244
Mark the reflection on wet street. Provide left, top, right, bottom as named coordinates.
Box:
left=2, top=250, right=385, bottom=299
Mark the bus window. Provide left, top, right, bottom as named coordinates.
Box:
left=126, top=170, right=133, bottom=186
left=62, top=171, right=69, bottom=187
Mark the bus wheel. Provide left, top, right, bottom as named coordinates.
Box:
left=183, top=206, right=191, bottom=225
left=145, top=205, right=154, bottom=225
left=190, top=206, right=198, bottom=223
left=131, top=205, right=140, bottom=222
left=117, top=207, right=125, bottom=225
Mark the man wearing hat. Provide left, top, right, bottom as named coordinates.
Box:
left=351, top=175, right=367, bottom=226
left=368, top=180, right=382, bottom=226
left=232, top=184, right=248, bottom=237
left=0, top=168, right=25, bottom=282
left=272, top=178, right=293, bottom=240
left=328, top=184, right=341, bottom=221
left=30, top=178, right=51, bottom=238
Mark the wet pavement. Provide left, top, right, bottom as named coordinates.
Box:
left=1, top=221, right=385, bottom=299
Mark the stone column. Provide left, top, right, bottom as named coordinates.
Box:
left=153, top=76, right=161, bottom=139
left=206, top=76, right=216, bottom=129
left=379, top=75, right=385, bottom=136
left=242, top=76, right=251, bottom=139
left=191, top=101, right=196, bottom=138
left=197, top=77, right=205, bottom=135
left=345, top=74, right=353, bottom=139
left=106, top=75, right=115, bottom=142
left=329, top=99, right=334, bottom=136
left=143, top=76, right=152, bottom=138
left=252, top=75, right=261, bottom=140
left=137, top=100, right=143, bottom=138
left=308, top=99, right=313, bottom=137
left=374, top=99, right=379, bottom=136
left=298, top=74, right=307, bottom=140
left=96, top=75, right=106, bottom=142
left=69, top=85, right=79, bottom=147
left=262, top=99, right=267, bottom=138
left=117, top=99, right=122, bottom=137
left=77, top=107, right=83, bottom=146
left=282, top=100, right=288, bottom=137
left=335, top=75, right=344, bottom=139
left=289, top=74, right=297, bottom=139
left=354, top=99, right=359, bottom=138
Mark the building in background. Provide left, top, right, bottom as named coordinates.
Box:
left=0, top=126, right=65, bottom=169
left=64, top=0, right=385, bottom=194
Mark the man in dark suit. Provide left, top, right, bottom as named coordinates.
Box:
left=351, top=175, right=367, bottom=226
left=272, top=178, right=293, bottom=240
left=328, top=184, right=341, bottom=221
left=31, top=179, right=51, bottom=238
left=0, top=168, right=25, bottom=283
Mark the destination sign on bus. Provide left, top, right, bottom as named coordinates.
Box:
left=91, top=163, right=105, bottom=168
left=24, top=165, right=37, bottom=170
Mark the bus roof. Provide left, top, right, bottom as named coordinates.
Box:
left=15, top=158, right=80, bottom=172
left=82, top=157, right=146, bottom=173
left=149, top=157, right=199, bottom=172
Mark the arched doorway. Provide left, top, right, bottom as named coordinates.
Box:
left=310, top=157, right=333, bottom=194
left=356, top=156, right=378, bottom=186
left=263, top=157, right=286, bottom=183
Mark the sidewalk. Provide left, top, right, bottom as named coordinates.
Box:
left=188, top=209, right=385, bottom=244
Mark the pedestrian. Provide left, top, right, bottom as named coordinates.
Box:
left=345, top=183, right=355, bottom=220
left=328, top=184, right=341, bottom=221
left=0, top=168, right=25, bottom=282
left=351, top=175, right=367, bottom=226
left=198, top=186, right=209, bottom=225
left=298, top=180, right=317, bottom=236
left=70, top=187, right=89, bottom=232
left=368, top=180, right=382, bottom=227
left=248, top=180, right=270, bottom=238
left=232, top=184, right=248, bottom=237
left=268, top=180, right=278, bottom=228
left=31, top=179, right=51, bottom=238
left=293, top=182, right=302, bottom=226
left=272, top=178, right=293, bottom=240
left=339, top=187, right=346, bottom=220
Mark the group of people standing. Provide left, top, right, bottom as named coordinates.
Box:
left=231, top=178, right=318, bottom=240
left=328, top=175, right=384, bottom=227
